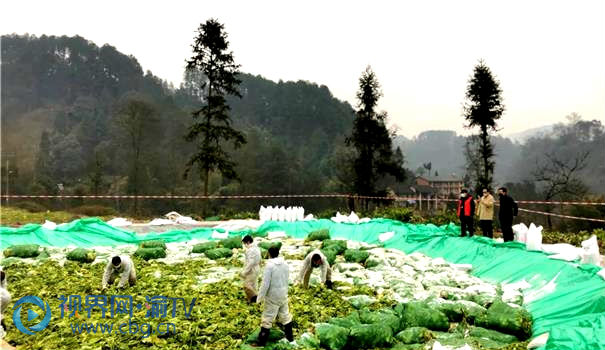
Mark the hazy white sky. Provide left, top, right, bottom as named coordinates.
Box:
left=2, top=0, right=604, bottom=138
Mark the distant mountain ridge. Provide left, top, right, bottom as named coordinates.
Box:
left=506, top=125, right=555, bottom=144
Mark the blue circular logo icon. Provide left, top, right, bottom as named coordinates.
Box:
left=12, top=295, right=52, bottom=335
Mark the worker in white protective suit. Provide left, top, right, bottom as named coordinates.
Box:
left=298, top=249, right=333, bottom=289
left=240, top=235, right=261, bottom=303
left=102, top=255, right=137, bottom=289
left=256, top=246, right=293, bottom=345
left=0, top=270, right=11, bottom=329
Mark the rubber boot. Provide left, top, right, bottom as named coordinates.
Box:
left=284, top=322, right=294, bottom=342
left=257, top=327, right=271, bottom=346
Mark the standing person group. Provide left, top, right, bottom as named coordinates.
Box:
left=458, top=187, right=517, bottom=241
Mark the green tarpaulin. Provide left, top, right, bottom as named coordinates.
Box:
left=1, top=217, right=604, bottom=350
left=0, top=218, right=249, bottom=247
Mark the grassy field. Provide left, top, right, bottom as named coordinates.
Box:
left=0, top=207, right=114, bottom=226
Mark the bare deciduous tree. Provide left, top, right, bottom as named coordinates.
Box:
left=532, top=151, right=590, bottom=229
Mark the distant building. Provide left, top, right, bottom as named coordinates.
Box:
left=415, top=175, right=463, bottom=197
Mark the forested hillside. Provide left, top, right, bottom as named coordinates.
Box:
left=1, top=34, right=603, bottom=216
left=0, top=34, right=356, bottom=213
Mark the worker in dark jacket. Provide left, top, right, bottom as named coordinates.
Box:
left=497, top=187, right=518, bottom=242
left=457, top=189, right=475, bottom=237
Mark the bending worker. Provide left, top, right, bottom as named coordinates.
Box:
left=102, top=255, right=137, bottom=289
left=298, top=249, right=333, bottom=289
left=0, top=270, right=11, bottom=329
left=240, top=235, right=261, bottom=303
left=256, top=246, right=294, bottom=345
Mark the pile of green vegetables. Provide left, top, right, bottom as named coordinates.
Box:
left=252, top=298, right=532, bottom=350
left=0, top=230, right=533, bottom=350
left=0, top=257, right=367, bottom=350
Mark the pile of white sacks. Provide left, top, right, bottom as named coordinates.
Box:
left=513, top=223, right=603, bottom=266
left=106, top=212, right=201, bottom=227
left=330, top=211, right=372, bottom=224
left=258, top=206, right=313, bottom=222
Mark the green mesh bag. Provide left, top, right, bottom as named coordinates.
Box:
left=192, top=241, right=218, bottom=254
left=395, top=302, right=450, bottom=331
left=475, top=300, right=532, bottom=340
left=315, top=323, right=349, bottom=350
left=134, top=247, right=167, bottom=260
left=344, top=249, right=370, bottom=264
left=395, top=327, right=434, bottom=344
left=349, top=323, right=394, bottom=348
left=66, top=248, right=97, bottom=263
left=204, top=248, right=234, bottom=260
left=220, top=236, right=243, bottom=249
left=140, top=240, right=166, bottom=249
left=321, top=240, right=347, bottom=255
left=3, top=244, right=40, bottom=258
left=306, top=229, right=330, bottom=241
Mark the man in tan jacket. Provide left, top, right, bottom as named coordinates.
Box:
left=476, top=188, right=495, bottom=238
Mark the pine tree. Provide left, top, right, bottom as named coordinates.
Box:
left=184, top=18, right=246, bottom=196
left=346, top=66, right=405, bottom=207
left=463, top=60, right=505, bottom=192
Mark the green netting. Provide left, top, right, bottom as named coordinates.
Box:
left=0, top=218, right=248, bottom=248
left=1, top=217, right=604, bottom=349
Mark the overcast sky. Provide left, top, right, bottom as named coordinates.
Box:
left=2, top=0, right=604, bottom=138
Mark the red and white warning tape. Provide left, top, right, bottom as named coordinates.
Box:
left=1, top=194, right=603, bottom=222
left=518, top=208, right=605, bottom=223
left=1, top=194, right=604, bottom=205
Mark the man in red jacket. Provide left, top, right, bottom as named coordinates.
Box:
left=457, top=189, right=475, bottom=237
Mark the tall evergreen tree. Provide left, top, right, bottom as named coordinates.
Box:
left=184, top=19, right=246, bottom=196
left=346, top=66, right=405, bottom=207
left=463, top=60, right=505, bottom=192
